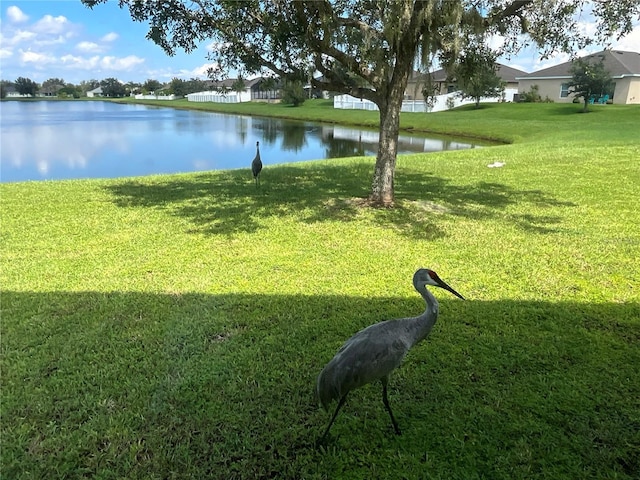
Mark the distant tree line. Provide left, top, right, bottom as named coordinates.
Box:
left=0, top=76, right=212, bottom=99
left=0, top=75, right=311, bottom=108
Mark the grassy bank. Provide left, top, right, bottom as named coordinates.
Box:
left=2, top=103, right=639, bottom=479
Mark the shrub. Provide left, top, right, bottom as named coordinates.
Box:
left=520, top=84, right=542, bottom=103
left=281, top=80, right=306, bottom=107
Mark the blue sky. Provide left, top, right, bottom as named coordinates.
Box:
left=1, top=1, right=638, bottom=85
left=1, top=1, right=215, bottom=84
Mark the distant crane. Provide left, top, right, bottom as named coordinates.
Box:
left=316, top=268, right=465, bottom=442
left=251, top=141, right=262, bottom=187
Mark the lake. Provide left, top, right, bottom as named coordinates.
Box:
left=0, top=101, right=481, bottom=183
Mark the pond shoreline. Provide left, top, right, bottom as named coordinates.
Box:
left=2, top=96, right=510, bottom=144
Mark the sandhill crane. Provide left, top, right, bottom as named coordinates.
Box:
left=316, top=268, right=464, bottom=442
left=251, top=141, right=262, bottom=187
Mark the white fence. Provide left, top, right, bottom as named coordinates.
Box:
left=334, top=88, right=518, bottom=113
left=134, top=94, right=177, bottom=100
left=186, top=90, right=252, bottom=103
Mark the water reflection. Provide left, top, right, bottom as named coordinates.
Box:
left=0, top=101, right=482, bottom=182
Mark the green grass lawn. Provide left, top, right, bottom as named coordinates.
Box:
left=2, top=102, right=639, bottom=479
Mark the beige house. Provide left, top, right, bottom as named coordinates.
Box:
left=516, top=50, right=640, bottom=104
left=405, top=63, right=527, bottom=100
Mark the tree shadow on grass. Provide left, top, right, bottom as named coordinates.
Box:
left=3, top=290, right=638, bottom=479
left=103, top=162, right=576, bottom=238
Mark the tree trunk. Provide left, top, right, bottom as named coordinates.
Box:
left=367, top=1, right=426, bottom=207
left=369, top=97, right=402, bottom=206
left=369, top=55, right=414, bottom=207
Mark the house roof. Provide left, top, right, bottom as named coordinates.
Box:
left=414, top=63, right=527, bottom=83
left=494, top=64, right=529, bottom=82
left=206, top=77, right=269, bottom=89
left=518, top=50, right=640, bottom=79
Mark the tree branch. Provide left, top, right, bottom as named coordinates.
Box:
left=486, top=0, right=534, bottom=29
left=311, top=56, right=380, bottom=103
left=334, top=16, right=383, bottom=39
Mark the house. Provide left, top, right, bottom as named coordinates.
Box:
left=516, top=50, right=640, bottom=104
left=249, top=77, right=282, bottom=101
left=87, top=87, right=103, bottom=98
left=41, top=82, right=65, bottom=97
left=187, top=77, right=281, bottom=103
left=406, top=63, right=527, bottom=100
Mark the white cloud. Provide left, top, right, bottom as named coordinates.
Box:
left=34, top=34, right=67, bottom=47
left=500, top=17, right=639, bottom=74
left=60, top=54, right=100, bottom=70
left=76, top=41, right=102, bottom=53
left=33, top=14, right=70, bottom=35
left=19, top=49, right=56, bottom=65
left=188, top=62, right=218, bottom=78
left=7, top=6, right=29, bottom=23
left=531, top=22, right=640, bottom=69
left=99, top=55, right=145, bottom=70
left=149, top=62, right=218, bottom=81
left=612, top=24, right=640, bottom=51
left=0, top=9, right=151, bottom=82
left=15, top=47, right=145, bottom=75
left=3, top=29, right=36, bottom=46
left=58, top=54, right=145, bottom=73
left=2, top=12, right=78, bottom=53
left=486, top=34, right=506, bottom=52
left=101, top=32, right=118, bottom=42
left=576, top=19, right=599, bottom=39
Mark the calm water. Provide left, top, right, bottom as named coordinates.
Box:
left=0, top=101, right=480, bottom=183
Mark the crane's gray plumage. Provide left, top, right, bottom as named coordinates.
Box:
left=316, top=268, right=464, bottom=442
left=251, top=141, right=262, bottom=187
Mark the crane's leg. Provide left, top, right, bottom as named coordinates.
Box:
left=381, top=377, right=401, bottom=435
left=318, top=394, right=348, bottom=444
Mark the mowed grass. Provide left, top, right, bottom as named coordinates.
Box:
left=1, top=102, right=639, bottom=479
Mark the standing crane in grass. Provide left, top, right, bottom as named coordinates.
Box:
left=316, top=268, right=465, bottom=442
left=251, top=141, right=262, bottom=187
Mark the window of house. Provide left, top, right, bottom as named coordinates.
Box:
left=560, top=83, right=569, bottom=98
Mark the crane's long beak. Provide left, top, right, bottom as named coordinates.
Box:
left=438, top=280, right=465, bottom=300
